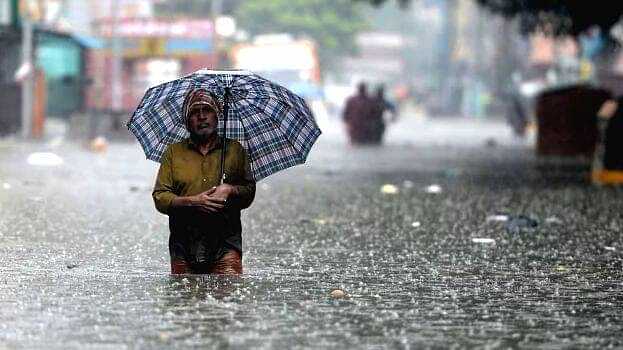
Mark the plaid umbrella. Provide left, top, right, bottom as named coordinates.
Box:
left=127, top=69, right=322, bottom=181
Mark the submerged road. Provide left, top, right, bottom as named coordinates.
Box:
left=1, top=117, right=622, bottom=349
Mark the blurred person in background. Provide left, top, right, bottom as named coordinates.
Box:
left=152, top=89, right=256, bottom=275
left=369, top=85, right=398, bottom=144
left=342, top=82, right=375, bottom=144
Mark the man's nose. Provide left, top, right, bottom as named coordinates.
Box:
left=198, top=110, right=210, bottom=120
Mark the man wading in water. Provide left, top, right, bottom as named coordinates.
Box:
left=152, top=89, right=255, bottom=275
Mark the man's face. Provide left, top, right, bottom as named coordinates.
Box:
left=188, top=105, right=218, bottom=138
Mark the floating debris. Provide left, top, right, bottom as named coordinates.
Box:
left=604, top=246, right=616, bottom=251
left=486, top=214, right=510, bottom=222
left=411, top=221, right=421, bottom=228
left=505, top=215, right=538, bottom=233
left=314, top=219, right=327, bottom=225
left=381, top=184, right=399, bottom=194
left=545, top=217, right=563, bottom=225
left=555, top=265, right=569, bottom=272
left=443, top=168, right=462, bottom=178
left=425, top=184, right=443, bottom=194
left=26, top=152, right=63, bottom=167
left=472, top=238, right=495, bottom=244
left=330, top=289, right=346, bottom=299
left=89, top=136, right=108, bottom=153
left=485, top=138, right=498, bottom=148
left=129, top=185, right=140, bottom=192
left=158, top=332, right=171, bottom=342
left=66, top=263, right=79, bottom=269
left=402, top=180, right=414, bottom=189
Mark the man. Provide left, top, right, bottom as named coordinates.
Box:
left=342, top=82, right=374, bottom=144
left=370, top=85, right=397, bottom=144
left=152, top=89, right=256, bottom=275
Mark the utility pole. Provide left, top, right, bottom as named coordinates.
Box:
left=110, top=0, right=122, bottom=114
left=21, top=4, right=33, bottom=139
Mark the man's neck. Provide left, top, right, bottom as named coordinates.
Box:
left=191, top=134, right=219, bottom=155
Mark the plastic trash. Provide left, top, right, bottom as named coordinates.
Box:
left=411, top=221, right=421, bottom=228
left=545, top=217, right=563, bottom=225
left=27, top=152, right=63, bottom=167
left=425, top=184, right=442, bottom=194
left=381, top=184, right=399, bottom=194
left=472, top=238, right=495, bottom=244
left=487, top=214, right=510, bottom=222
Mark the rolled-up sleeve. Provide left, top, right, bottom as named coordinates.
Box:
left=152, top=146, right=177, bottom=215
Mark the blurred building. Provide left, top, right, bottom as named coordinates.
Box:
left=86, top=0, right=217, bottom=114
left=0, top=0, right=92, bottom=135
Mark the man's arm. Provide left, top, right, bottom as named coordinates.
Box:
left=152, top=147, right=178, bottom=215
left=232, top=155, right=256, bottom=209
left=211, top=143, right=256, bottom=210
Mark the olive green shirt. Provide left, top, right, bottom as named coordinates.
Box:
left=152, top=138, right=255, bottom=214
left=152, top=138, right=256, bottom=257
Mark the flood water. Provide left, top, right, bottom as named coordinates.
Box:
left=1, top=118, right=622, bottom=349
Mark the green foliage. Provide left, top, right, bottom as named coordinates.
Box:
left=235, top=0, right=368, bottom=67
left=476, top=0, right=623, bottom=38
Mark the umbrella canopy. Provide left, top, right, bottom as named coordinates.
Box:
left=128, top=69, right=321, bottom=181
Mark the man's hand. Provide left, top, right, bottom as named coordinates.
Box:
left=192, top=187, right=226, bottom=213
left=211, top=184, right=238, bottom=202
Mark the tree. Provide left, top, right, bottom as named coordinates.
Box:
left=234, top=0, right=368, bottom=68
left=357, top=0, right=623, bottom=39
left=474, top=0, right=623, bottom=39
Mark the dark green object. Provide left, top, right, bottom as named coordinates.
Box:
left=36, top=31, right=85, bottom=118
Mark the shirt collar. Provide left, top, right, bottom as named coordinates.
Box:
left=186, top=136, right=224, bottom=153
